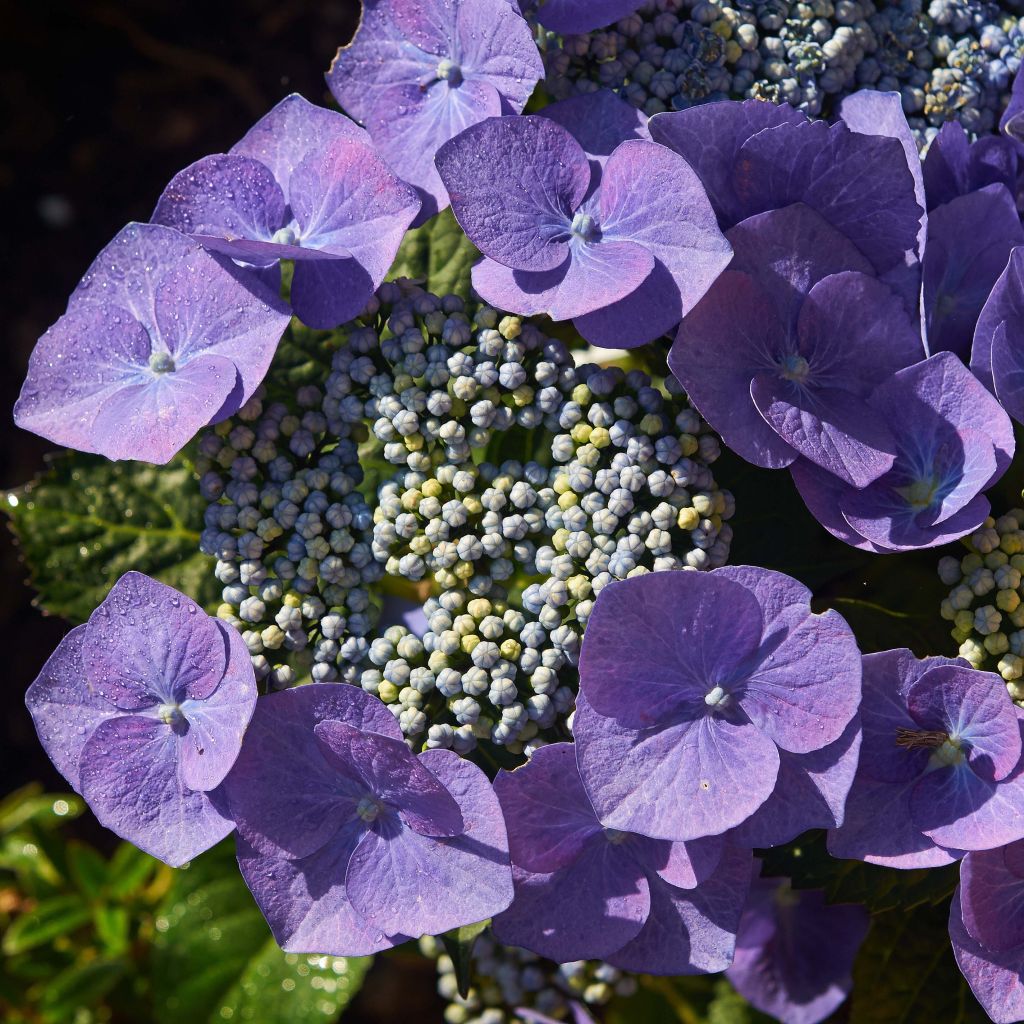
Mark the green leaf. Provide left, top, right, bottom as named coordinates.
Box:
left=38, top=959, right=125, bottom=1023
left=3, top=894, right=92, bottom=954
left=106, top=842, right=160, bottom=899
left=151, top=843, right=370, bottom=1024
left=93, top=905, right=130, bottom=956
left=4, top=447, right=216, bottom=623
left=387, top=207, right=480, bottom=299
left=0, top=785, right=83, bottom=834
left=849, top=903, right=988, bottom=1024
left=440, top=919, right=489, bottom=999
left=67, top=842, right=108, bottom=901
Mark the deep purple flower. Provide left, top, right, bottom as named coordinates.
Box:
left=539, top=89, right=650, bottom=176
left=671, top=264, right=922, bottom=485
left=24, top=572, right=256, bottom=867
left=492, top=743, right=752, bottom=973
left=517, top=1006, right=596, bottom=1024
left=573, top=566, right=862, bottom=842
left=727, top=873, right=869, bottom=1024
left=829, top=650, right=1024, bottom=868
left=1001, top=65, right=1024, bottom=146
left=950, top=842, right=1024, bottom=1024
left=524, top=0, right=644, bottom=34
left=649, top=97, right=924, bottom=314
left=435, top=113, right=731, bottom=347
left=14, top=223, right=290, bottom=463
left=326, top=0, right=542, bottom=222
left=792, top=353, right=1014, bottom=552
left=972, top=246, right=1024, bottom=426
left=224, top=683, right=512, bottom=956
left=923, top=121, right=1019, bottom=212
left=152, top=94, right=420, bottom=329
left=923, top=185, right=1023, bottom=360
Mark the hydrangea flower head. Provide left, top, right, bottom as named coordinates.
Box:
left=435, top=112, right=732, bottom=347
left=326, top=0, right=543, bottom=221
left=25, top=572, right=257, bottom=866
left=224, top=683, right=513, bottom=955
left=972, top=246, right=1024, bottom=426
left=573, top=566, right=862, bottom=842
left=727, top=873, right=869, bottom=1024
left=950, top=841, right=1024, bottom=1024
left=153, top=94, right=420, bottom=329
left=522, top=0, right=643, bottom=34
left=14, top=223, right=290, bottom=464
left=492, top=743, right=752, bottom=973
left=829, top=649, right=1024, bottom=867
left=671, top=262, right=923, bottom=485
left=793, top=352, right=1014, bottom=552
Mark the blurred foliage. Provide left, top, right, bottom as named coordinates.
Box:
left=3, top=447, right=217, bottom=623
left=387, top=208, right=481, bottom=300
left=0, top=785, right=368, bottom=1023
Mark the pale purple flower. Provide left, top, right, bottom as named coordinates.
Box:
left=14, top=222, right=290, bottom=464
left=435, top=113, right=731, bottom=347
left=224, top=683, right=513, bottom=956
left=972, top=246, right=1024, bottom=426
left=524, top=0, right=644, bottom=34
left=792, top=353, right=1014, bottom=553
left=492, top=743, right=752, bottom=973
left=573, top=566, right=862, bottom=842
left=24, top=572, right=257, bottom=867
left=923, top=185, right=1023, bottom=360
left=326, top=0, right=542, bottom=222
left=671, top=264, right=922, bottom=485
left=829, top=650, right=1024, bottom=868
left=727, top=872, right=869, bottom=1024
left=923, top=121, right=1019, bottom=212
left=950, top=841, right=1024, bottom=1024
left=152, top=94, right=420, bottom=330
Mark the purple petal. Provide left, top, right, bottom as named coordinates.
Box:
left=648, top=100, right=806, bottom=229
left=911, top=752, right=1024, bottom=852
left=344, top=749, right=513, bottom=937
left=534, top=0, right=645, bottom=34
left=1001, top=64, right=1024, bottom=143
left=907, top=665, right=1022, bottom=782
left=924, top=121, right=1019, bottom=211
left=289, top=259, right=375, bottom=331
left=539, top=90, right=649, bottom=181
left=790, top=459, right=887, bottom=553
left=959, top=844, right=1024, bottom=952
left=750, top=378, right=896, bottom=488
left=950, top=886, right=1024, bottom=1024
left=715, top=563, right=812, bottom=628
left=730, top=718, right=862, bottom=848
left=574, top=693, right=780, bottom=842
left=79, top=715, right=234, bottom=867
left=597, top=138, right=732, bottom=321
left=230, top=93, right=368, bottom=195
left=152, top=154, right=286, bottom=245
left=437, top=115, right=589, bottom=271
left=977, top=247, right=1024, bottom=424
left=653, top=835, right=726, bottom=890
left=670, top=271, right=798, bottom=469
left=732, top=118, right=922, bottom=283
left=493, top=743, right=601, bottom=874
left=491, top=846, right=650, bottom=962
left=577, top=571, right=764, bottom=727
left=223, top=683, right=402, bottom=860
left=924, top=185, right=1023, bottom=360
left=827, top=774, right=962, bottom=868
left=608, top=844, right=753, bottom=975
left=89, top=353, right=238, bottom=465
left=24, top=625, right=118, bottom=792
left=313, top=720, right=463, bottom=837
left=725, top=203, right=875, bottom=325
left=83, top=572, right=227, bottom=711
left=177, top=622, right=257, bottom=792
left=236, top=823, right=394, bottom=956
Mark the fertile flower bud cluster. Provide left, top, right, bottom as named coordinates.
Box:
left=420, top=934, right=636, bottom=1024
left=198, top=279, right=734, bottom=750
left=938, top=508, right=1024, bottom=696
left=537, top=0, right=1024, bottom=143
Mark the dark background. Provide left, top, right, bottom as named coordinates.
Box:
left=0, top=1, right=443, bottom=1015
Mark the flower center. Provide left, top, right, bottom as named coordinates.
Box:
left=149, top=351, right=176, bottom=375
left=570, top=211, right=599, bottom=243
left=704, top=684, right=729, bottom=708
left=931, top=737, right=966, bottom=768
left=778, top=354, right=810, bottom=383
left=437, top=58, right=463, bottom=86
left=603, top=827, right=629, bottom=845
left=271, top=226, right=298, bottom=246
left=356, top=796, right=384, bottom=823
left=157, top=702, right=184, bottom=726
left=900, top=475, right=940, bottom=509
